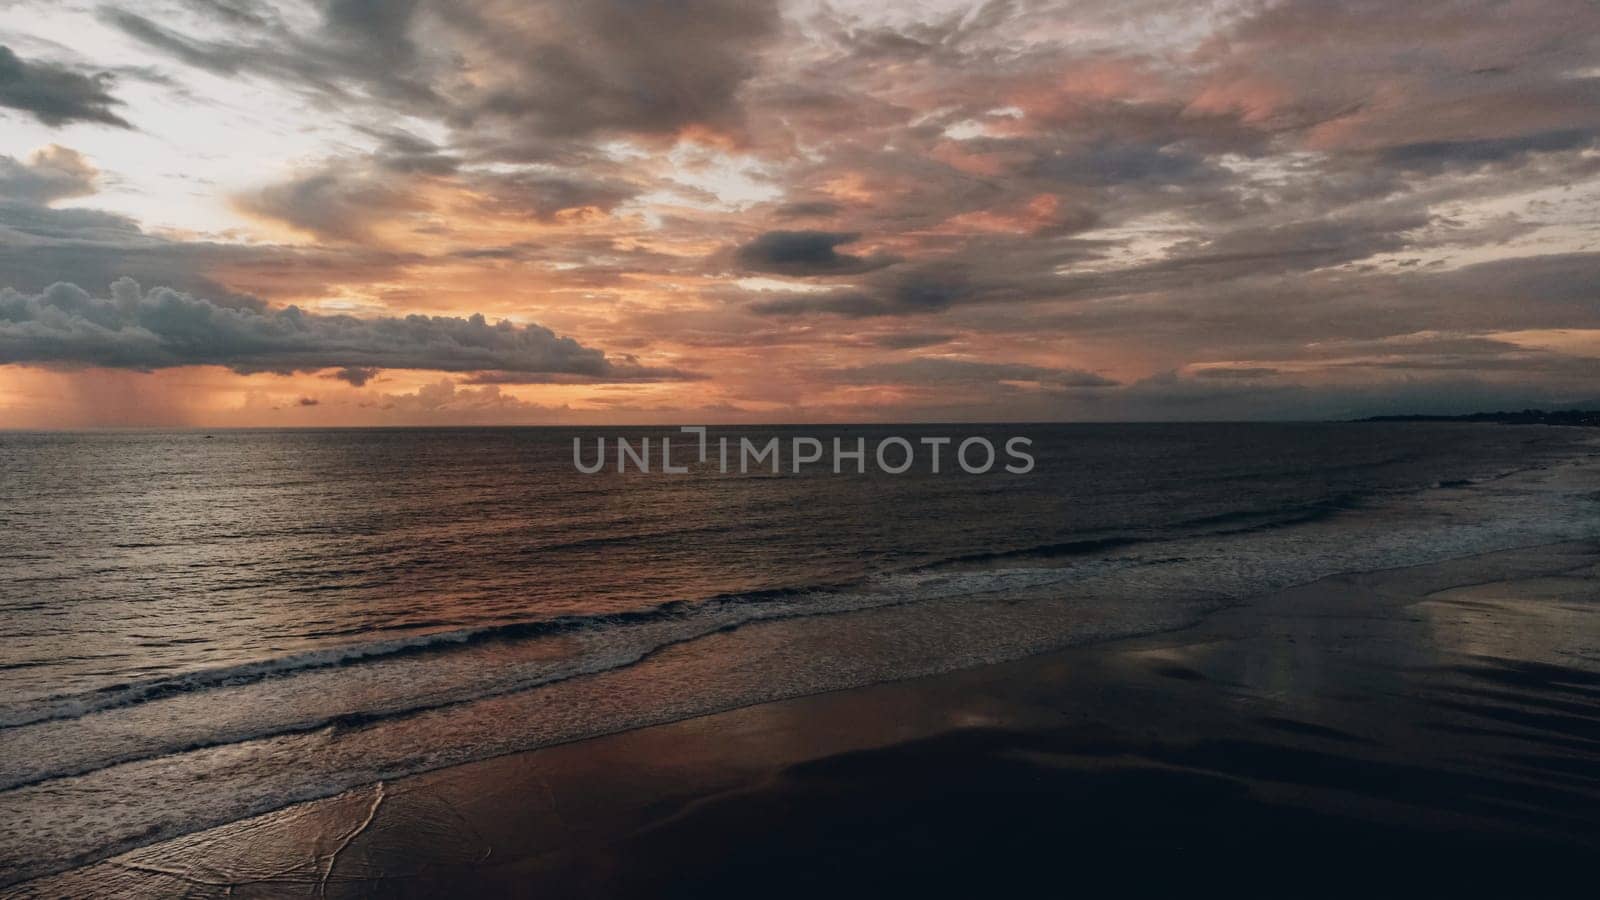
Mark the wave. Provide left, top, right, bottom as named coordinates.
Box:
left=2, top=559, right=1100, bottom=741
left=0, top=565, right=1097, bottom=792
left=0, top=621, right=704, bottom=791
left=0, top=453, right=1570, bottom=739
left=938, top=495, right=1369, bottom=567
left=939, top=536, right=1146, bottom=566
left=0, top=494, right=1377, bottom=732
left=0, top=589, right=812, bottom=731
left=1178, top=494, right=1365, bottom=536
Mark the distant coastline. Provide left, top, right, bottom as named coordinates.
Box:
left=1359, top=409, right=1600, bottom=427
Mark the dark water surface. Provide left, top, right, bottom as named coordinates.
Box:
left=1, top=423, right=1598, bottom=884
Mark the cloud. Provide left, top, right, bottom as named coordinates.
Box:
left=232, top=164, right=427, bottom=243
left=746, top=263, right=971, bottom=317
left=773, top=201, right=842, bottom=219
left=0, top=278, right=679, bottom=383
left=363, top=127, right=460, bottom=175
left=100, top=5, right=440, bottom=107
left=732, top=230, right=893, bottom=276
left=1023, top=141, right=1218, bottom=187
left=1377, top=128, right=1598, bottom=173
left=0, top=45, right=132, bottom=128
left=329, top=366, right=380, bottom=386
left=747, top=208, right=1433, bottom=321
left=1191, top=366, right=1280, bottom=380
left=443, top=0, right=782, bottom=143
left=231, top=151, right=639, bottom=243
left=829, top=358, right=1118, bottom=389
left=1079, top=370, right=1600, bottom=422
left=457, top=363, right=699, bottom=385
left=867, top=332, right=956, bottom=350
left=13, top=0, right=1600, bottom=424
left=747, top=255, right=1083, bottom=318
left=0, top=146, right=98, bottom=205
left=179, top=0, right=274, bottom=29
left=370, top=378, right=566, bottom=421
left=108, top=0, right=782, bottom=145
left=470, top=170, right=639, bottom=221
left=0, top=194, right=412, bottom=306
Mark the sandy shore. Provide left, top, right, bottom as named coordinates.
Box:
left=15, top=539, right=1600, bottom=897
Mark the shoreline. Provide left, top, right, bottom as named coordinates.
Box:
left=17, top=537, right=1600, bottom=896
left=10, top=440, right=1595, bottom=890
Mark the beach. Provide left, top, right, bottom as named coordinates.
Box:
left=7, top=0, right=1600, bottom=892
left=14, top=536, right=1598, bottom=897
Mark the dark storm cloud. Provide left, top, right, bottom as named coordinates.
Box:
left=732, top=231, right=893, bottom=276
left=0, top=278, right=660, bottom=381
left=0, top=46, right=132, bottom=128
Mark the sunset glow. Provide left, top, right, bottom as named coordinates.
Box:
left=3, top=0, right=1599, bottom=426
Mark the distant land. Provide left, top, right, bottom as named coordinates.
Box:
left=1359, top=409, right=1600, bottom=427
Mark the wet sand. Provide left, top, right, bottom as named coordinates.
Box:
left=15, top=540, right=1600, bottom=897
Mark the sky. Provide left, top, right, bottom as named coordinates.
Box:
left=0, top=0, right=1597, bottom=427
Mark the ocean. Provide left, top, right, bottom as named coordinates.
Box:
left=2, top=423, right=1598, bottom=885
